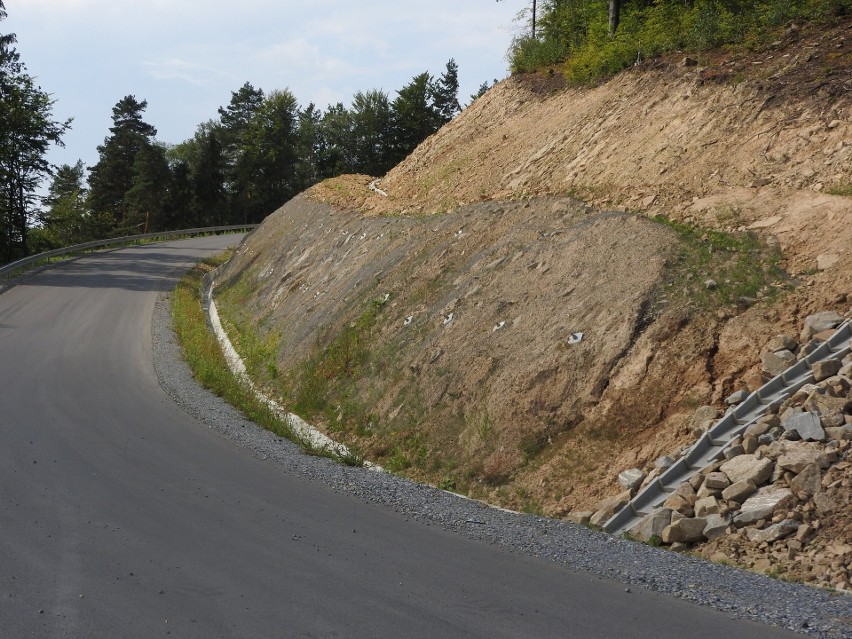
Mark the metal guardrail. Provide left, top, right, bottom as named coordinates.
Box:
left=603, top=318, right=852, bottom=536
left=0, top=225, right=258, bottom=280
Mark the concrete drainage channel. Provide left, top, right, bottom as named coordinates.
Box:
left=201, top=266, right=383, bottom=471
left=604, top=318, right=852, bottom=536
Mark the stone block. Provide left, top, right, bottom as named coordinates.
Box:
left=655, top=455, right=675, bottom=469
left=744, top=421, right=771, bottom=439
left=628, top=508, right=672, bottom=544
left=822, top=375, right=850, bottom=398
left=689, top=405, right=720, bottom=435
left=746, top=519, right=799, bottom=544
left=696, top=483, right=720, bottom=500
left=762, top=350, right=795, bottom=377
left=766, top=334, right=797, bottom=353
left=722, top=479, right=757, bottom=503
left=703, top=514, right=730, bottom=540
left=663, top=493, right=694, bottom=517
left=825, top=425, right=852, bottom=441
left=790, top=463, right=822, bottom=497
left=734, top=486, right=795, bottom=527
left=800, top=311, right=844, bottom=342
left=617, top=467, right=646, bottom=493
left=804, top=393, right=851, bottom=415
left=704, top=472, right=731, bottom=491
left=725, top=390, right=749, bottom=405
left=566, top=511, right=593, bottom=525
left=813, top=359, right=842, bottom=382
left=776, top=442, right=829, bottom=473
left=782, top=411, right=826, bottom=442
left=723, top=444, right=745, bottom=460
left=662, top=517, right=707, bottom=544
left=720, top=454, right=773, bottom=486
left=695, top=496, right=720, bottom=517
left=819, top=411, right=846, bottom=429
left=589, top=490, right=631, bottom=527
left=813, top=493, right=837, bottom=517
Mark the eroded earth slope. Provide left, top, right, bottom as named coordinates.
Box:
left=215, top=19, right=851, bottom=584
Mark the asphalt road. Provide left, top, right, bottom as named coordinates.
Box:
left=0, top=237, right=803, bottom=638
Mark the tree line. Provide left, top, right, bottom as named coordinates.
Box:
left=509, top=0, right=851, bottom=80
left=1, top=0, right=469, bottom=263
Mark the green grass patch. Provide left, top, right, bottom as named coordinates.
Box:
left=825, top=184, right=852, bottom=196
left=289, top=295, right=387, bottom=430
left=170, top=255, right=363, bottom=466
left=651, top=215, right=791, bottom=311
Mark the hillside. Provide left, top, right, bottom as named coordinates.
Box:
left=214, top=20, right=851, bottom=584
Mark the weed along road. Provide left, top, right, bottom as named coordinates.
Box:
left=0, top=237, right=808, bottom=638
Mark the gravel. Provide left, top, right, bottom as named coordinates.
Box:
left=152, top=292, right=852, bottom=639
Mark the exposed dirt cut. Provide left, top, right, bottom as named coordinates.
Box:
left=218, top=20, right=851, bottom=555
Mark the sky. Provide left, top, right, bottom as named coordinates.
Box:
left=4, top=0, right=527, bottom=181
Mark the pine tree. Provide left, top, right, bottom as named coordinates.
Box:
left=125, top=143, right=170, bottom=233
left=294, top=103, right=322, bottom=192
left=235, top=89, right=300, bottom=220
left=350, top=90, right=392, bottom=176
left=389, top=72, right=436, bottom=166
left=87, top=96, right=157, bottom=229
left=316, top=103, right=353, bottom=179
left=40, top=161, right=93, bottom=246
left=192, top=129, right=227, bottom=226
left=430, top=59, right=461, bottom=125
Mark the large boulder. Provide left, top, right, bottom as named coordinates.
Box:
left=776, top=442, right=830, bottom=473
left=703, top=471, right=731, bottom=491
left=812, top=359, right=842, bottom=382
left=722, top=479, right=757, bottom=503
left=589, top=490, right=631, bottom=527
left=617, top=468, right=646, bottom=493
left=689, top=405, right=720, bottom=436
left=629, top=508, right=672, bottom=543
left=662, top=517, right=707, bottom=544
left=694, top=496, right=720, bottom=517
left=746, top=519, right=799, bottom=544
left=762, top=350, right=796, bottom=377
left=790, top=463, right=822, bottom=497
left=733, top=486, right=795, bottom=526
left=703, top=514, right=730, bottom=540
left=765, top=334, right=798, bottom=352
left=720, top=454, right=773, bottom=486
left=782, top=411, right=826, bottom=442
left=825, top=425, right=852, bottom=441
left=800, top=311, right=844, bottom=342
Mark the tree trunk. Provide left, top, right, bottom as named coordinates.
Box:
left=532, top=0, right=537, bottom=39
left=609, top=0, right=621, bottom=35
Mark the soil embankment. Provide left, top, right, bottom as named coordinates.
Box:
left=215, top=19, right=851, bottom=579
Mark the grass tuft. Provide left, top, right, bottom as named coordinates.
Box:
left=170, top=254, right=364, bottom=467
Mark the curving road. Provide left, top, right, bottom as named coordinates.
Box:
left=0, top=237, right=803, bottom=638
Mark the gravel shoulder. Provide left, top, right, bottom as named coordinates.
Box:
left=152, top=290, right=851, bottom=638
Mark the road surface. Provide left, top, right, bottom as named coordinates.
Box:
left=0, top=237, right=802, bottom=638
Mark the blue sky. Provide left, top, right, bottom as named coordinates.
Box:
left=5, top=0, right=526, bottom=178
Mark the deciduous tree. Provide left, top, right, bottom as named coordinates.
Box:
left=0, top=3, right=70, bottom=261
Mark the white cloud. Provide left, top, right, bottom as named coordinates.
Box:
left=142, top=57, right=236, bottom=87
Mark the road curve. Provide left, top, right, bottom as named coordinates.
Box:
left=0, top=237, right=802, bottom=638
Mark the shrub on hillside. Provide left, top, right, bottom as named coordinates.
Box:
left=509, top=0, right=852, bottom=85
